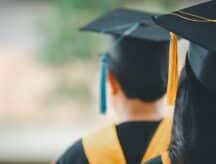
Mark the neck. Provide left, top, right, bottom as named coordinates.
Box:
left=115, top=97, right=171, bottom=124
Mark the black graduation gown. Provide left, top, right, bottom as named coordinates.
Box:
left=145, top=156, right=163, bottom=164
left=57, top=121, right=160, bottom=164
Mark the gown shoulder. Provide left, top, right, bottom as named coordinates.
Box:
left=145, top=156, right=163, bottom=164
left=56, top=139, right=88, bottom=164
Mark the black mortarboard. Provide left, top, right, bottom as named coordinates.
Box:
left=80, top=8, right=169, bottom=41
left=153, top=1, right=216, bottom=92
left=80, top=8, right=170, bottom=113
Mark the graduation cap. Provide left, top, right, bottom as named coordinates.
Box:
left=81, top=8, right=170, bottom=113
left=153, top=0, right=216, bottom=105
left=80, top=8, right=169, bottom=41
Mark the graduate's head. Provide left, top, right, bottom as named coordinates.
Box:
left=106, top=36, right=169, bottom=109
left=170, top=53, right=216, bottom=164
left=81, top=8, right=170, bottom=114
left=153, top=1, right=216, bottom=163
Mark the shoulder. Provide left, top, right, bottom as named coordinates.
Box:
left=56, top=139, right=88, bottom=164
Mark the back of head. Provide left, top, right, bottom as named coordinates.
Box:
left=170, top=50, right=216, bottom=164
left=187, top=46, right=216, bottom=163
left=108, top=36, right=169, bottom=102
left=153, top=1, right=216, bottom=162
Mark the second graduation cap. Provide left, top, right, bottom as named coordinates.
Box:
left=81, top=8, right=170, bottom=113
left=153, top=1, right=216, bottom=96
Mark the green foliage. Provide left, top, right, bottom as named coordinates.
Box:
left=39, top=0, right=119, bottom=65
left=55, top=0, right=119, bottom=11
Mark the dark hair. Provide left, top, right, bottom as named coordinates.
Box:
left=107, top=36, right=169, bottom=102
left=169, top=58, right=216, bottom=164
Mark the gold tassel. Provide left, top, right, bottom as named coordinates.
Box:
left=166, top=32, right=178, bottom=105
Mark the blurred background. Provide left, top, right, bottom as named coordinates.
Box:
left=0, top=0, right=208, bottom=163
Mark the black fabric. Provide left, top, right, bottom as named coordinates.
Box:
left=81, top=8, right=169, bottom=41
left=117, top=121, right=160, bottom=164
left=153, top=0, right=216, bottom=94
left=145, top=156, right=163, bottom=164
left=153, top=1, right=216, bottom=52
left=188, top=43, right=216, bottom=91
left=57, top=122, right=160, bottom=164
left=56, top=139, right=88, bottom=164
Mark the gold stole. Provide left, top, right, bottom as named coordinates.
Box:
left=142, top=116, right=173, bottom=162
left=83, top=116, right=173, bottom=164
left=161, top=151, right=171, bottom=164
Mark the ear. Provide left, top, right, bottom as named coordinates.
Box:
left=107, top=71, right=120, bottom=95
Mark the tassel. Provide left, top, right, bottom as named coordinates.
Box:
left=166, top=32, right=179, bottom=105
left=99, top=53, right=108, bottom=114
left=98, top=22, right=140, bottom=114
